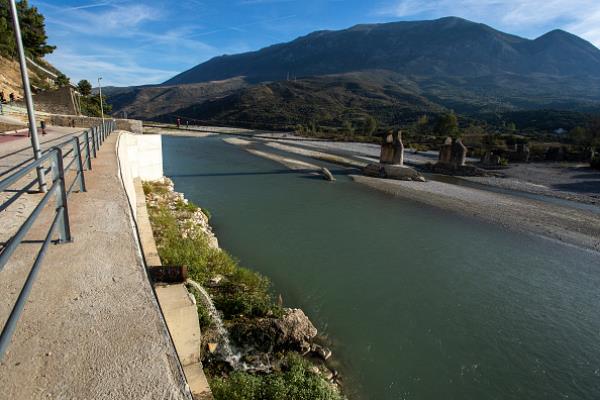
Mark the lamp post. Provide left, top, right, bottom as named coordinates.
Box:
left=9, top=0, right=46, bottom=192
left=97, top=77, right=104, bottom=123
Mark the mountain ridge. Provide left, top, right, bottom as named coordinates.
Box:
left=164, top=17, right=600, bottom=85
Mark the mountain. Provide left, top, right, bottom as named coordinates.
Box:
left=104, top=78, right=247, bottom=120
left=164, top=17, right=600, bottom=85
left=109, top=17, right=600, bottom=132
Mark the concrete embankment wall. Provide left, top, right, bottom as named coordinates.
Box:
left=117, top=133, right=163, bottom=218
left=116, top=132, right=213, bottom=400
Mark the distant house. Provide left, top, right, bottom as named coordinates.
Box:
left=554, top=128, right=567, bottom=135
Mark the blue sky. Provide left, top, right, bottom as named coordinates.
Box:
left=32, top=0, right=600, bottom=87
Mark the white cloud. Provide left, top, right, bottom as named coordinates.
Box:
left=46, top=49, right=178, bottom=87
left=375, top=0, right=600, bottom=46
left=37, top=1, right=221, bottom=86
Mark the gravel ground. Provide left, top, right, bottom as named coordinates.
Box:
left=465, top=163, right=600, bottom=205
left=271, top=138, right=599, bottom=207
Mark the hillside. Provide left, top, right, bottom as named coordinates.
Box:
left=0, top=55, right=61, bottom=100
left=157, top=73, right=445, bottom=128
left=106, top=77, right=248, bottom=120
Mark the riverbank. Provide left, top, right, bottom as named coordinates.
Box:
left=142, top=178, right=344, bottom=400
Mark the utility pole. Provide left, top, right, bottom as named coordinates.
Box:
left=97, top=77, right=104, bottom=123
left=9, top=0, right=46, bottom=192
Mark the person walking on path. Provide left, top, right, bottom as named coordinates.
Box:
left=176, top=118, right=181, bottom=129
left=40, top=121, right=47, bottom=135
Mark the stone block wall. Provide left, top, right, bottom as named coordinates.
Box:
left=47, top=114, right=143, bottom=134
left=18, top=86, right=81, bottom=116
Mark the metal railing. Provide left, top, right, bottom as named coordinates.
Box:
left=0, top=119, right=117, bottom=359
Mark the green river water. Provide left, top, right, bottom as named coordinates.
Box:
left=162, top=135, right=600, bottom=400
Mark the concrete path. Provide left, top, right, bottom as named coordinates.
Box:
left=0, top=126, right=82, bottom=176
left=0, top=132, right=191, bottom=399
left=0, top=126, right=88, bottom=248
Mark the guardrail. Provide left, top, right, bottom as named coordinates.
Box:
left=0, top=119, right=116, bottom=360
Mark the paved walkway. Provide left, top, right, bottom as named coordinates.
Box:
left=0, top=132, right=191, bottom=399
left=0, top=126, right=82, bottom=176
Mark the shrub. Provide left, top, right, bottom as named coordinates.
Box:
left=210, top=353, right=342, bottom=400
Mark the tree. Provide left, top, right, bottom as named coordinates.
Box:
left=0, top=0, right=55, bottom=58
left=80, top=95, right=112, bottom=117
left=363, top=115, right=377, bottom=136
left=434, top=112, right=460, bottom=138
left=54, top=73, right=70, bottom=87
left=77, top=79, right=92, bottom=96
left=342, top=120, right=354, bottom=136
left=569, top=126, right=588, bottom=146
left=0, top=6, right=16, bottom=57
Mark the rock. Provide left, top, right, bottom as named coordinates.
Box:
left=228, top=308, right=318, bottom=354
left=364, top=163, right=425, bottom=182
left=273, top=308, right=318, bottom=353
left=322, top=369, right=334, bottom=381
left=207, top=343, right=218, bottom=353
left=320, top=167, right=335, bottom=181
left=208, top=275, right=224, bottom=286
left=311, top=343, right=332, bottom=361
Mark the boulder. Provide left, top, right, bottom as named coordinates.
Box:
left=311, top=343, right=332, bottom=361
left=364, top=163, right=425, bottom=182
left=229, top=308, right=318, bottom=353
left=273, top=308, right=318, bottom=353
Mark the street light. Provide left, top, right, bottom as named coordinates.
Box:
left=9, top=0, right=46, bottom=192
left=97, top=77, right=105, bottom=123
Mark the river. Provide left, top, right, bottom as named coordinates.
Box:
left=162, top=135, right=600, bottom=400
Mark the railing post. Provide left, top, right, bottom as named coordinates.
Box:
left=51, top=149, right=72, bottom=242
left=84, top=131, right=92, bottom=170
left=91, top=126, right=97, bottom=157
left=73, top=137, right=86, bottom=192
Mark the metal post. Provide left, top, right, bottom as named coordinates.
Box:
left=91, top=127, right=97, bottom=157
left=98, top=77, right=105, bottom=124
left=9, top=0, right=46, bottom=192
left=84, top=131, right=92, bottom=169
left=73, top=137, right=86, bottom=192
left=51, top=149, right=71, bottom=243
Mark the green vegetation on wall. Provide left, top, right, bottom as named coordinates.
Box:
left=142, top=180, right=279, bottom=319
